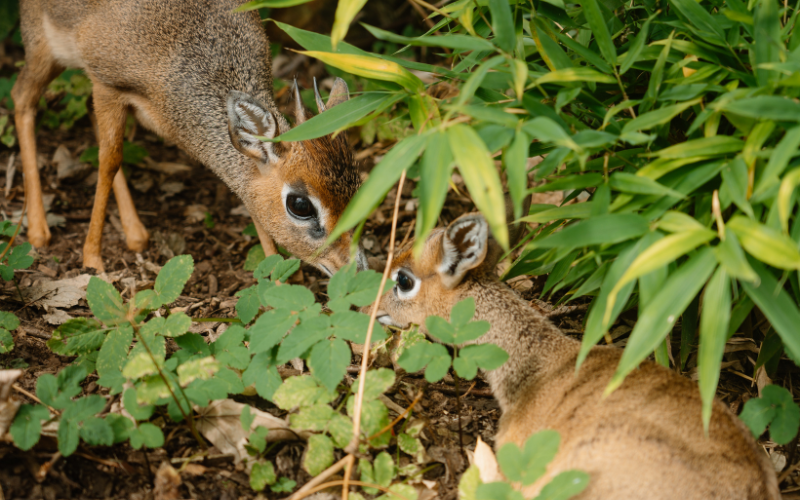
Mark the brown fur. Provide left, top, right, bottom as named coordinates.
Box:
left=14, top=0, right=362, bottom=273
left=376, top=214, right=780, bottom=500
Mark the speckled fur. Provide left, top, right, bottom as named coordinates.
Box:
left=377, top=214, right=780, bottom=500
left=15, top=0, right=361, bottom=271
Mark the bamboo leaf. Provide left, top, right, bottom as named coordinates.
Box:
left=653, top=136, right=744, bottom=159
left=581, top=0, right=616, bottom=65
left=698, top=267, right=731, bottom=433
left=416, top=132, right=454, bottom=254
left=488, top=0, right=516, bottom=52
left=727, top=216, right=800, bottom=270
left=714, top=230, right=759, bottom=283
left=535, top=67, right=616, bottom=85
left=721, top=96, right=800, bottom=122
left=606, top=249, right=717, bottom=394
left=331, top=0, right=368, bottom=50
left=504, top=130, right=530, bottom=221
left=300, top=51, right=424, bottom=92
left=778, top=167, right=800, bottom=233
left=448, top=124, right=509, bottom=249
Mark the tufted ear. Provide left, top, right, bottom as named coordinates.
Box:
left=227, top=91, right=280, bottom=168
left=327, top=77, right=350, bottom=108
left=438, top=214, right=489, bottom=289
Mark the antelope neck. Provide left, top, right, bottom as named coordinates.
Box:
left=467, top=279, right=575, bottom=413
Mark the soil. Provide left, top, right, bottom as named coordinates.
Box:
left=1, top=29, right=799, bottom=500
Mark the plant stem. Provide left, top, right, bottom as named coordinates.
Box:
left=454, top=372, right=465, bottom=458
left=128, top=317, right=207, bottom=450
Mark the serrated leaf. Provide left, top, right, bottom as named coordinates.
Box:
left=329, top=413, right=354, bottom=448
left=7, top=242, right=33, bottom=270
left=177, top=356, right=220, bottom=386
left=154, top=255, right=194, bottom=307
left=86, top=277, right=127, bottom=325
left=498, top=430, right=560, bottom=485
left=273, top=376, right=336, bottom=410
left=398, top=342, right=451, bottom=381
left=236, top=286, right=261, bottom=324
left=79, top=417, right=114, bottom=446
left=459, top=344, right=508, bottom=373
left=0, top=311, right=20, bottom=330
left=96, top=324, right=133, bottom=379
left=276, top=315, right=331, bottom=363
left=353, top=368, right=396, bottom=400
left=272, top=259, right=301, bottom=282
left=254, top=254, right=283, bottom=279
left=260, top=284, right=315, bottom=311
left=212, top=325, right=250, bottom=370
left=250, top=461, right=277, bottom=491
left=244, top=244, right=266, bottom=271
left=290, top=404, right=335, bottom=432
left=373, top=452, right=394, bottom=487
left=122, top=352, right=162, bottom=380
left=123, top=387, right=155, bottom=421
left=533, top=470, right=590, bottom=500
left=0, top=328, right=13, bottom=354
left=58, top=419, right=80, bottom=456
left=10, top=404, right=50, bottom=451
left=243, top=351, right=283, bottom=401
left=308, top=338, right=350, bottom=392
left=105, top=413, right=134, bottom=443
left=426, top=316, right=457, bottom=344
left=48, top=318, right=106, bottom=355
left=163, top=312, right=191, bottom=338
left=132, top=422, right=164, bottom=449
left=304, top=434, right=334, bottom=476
left=331, top=311, right=383, bottom=343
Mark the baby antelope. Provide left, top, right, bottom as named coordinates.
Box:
left=376, top=213, right=779, bottom=500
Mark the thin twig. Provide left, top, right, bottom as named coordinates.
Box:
left=295, top=480, right=412, bottom=500
left=368, top=390, right=424, bottom=440
left=13, top=383, right=59, bottom=415
left=288, top=456, right=351, bottom=500
left=454, top=373, right=465, bottom=457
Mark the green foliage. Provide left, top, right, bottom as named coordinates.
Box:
left=740, top=385, right=800, bottom=445
left=463, top=431, right=589, bottom=500
left=41, top=70, right=92, bottom=130
left=398, top=298, right=508, bottom=382
left=271, top=0, right=800, bottom=435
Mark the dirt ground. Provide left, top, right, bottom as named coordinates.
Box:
left=1, top=37, right=800, bottom=500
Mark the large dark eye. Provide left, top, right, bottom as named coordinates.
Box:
left=396, top=270, right=415, bottom=293
left=287, top=194, right=316, bottom=220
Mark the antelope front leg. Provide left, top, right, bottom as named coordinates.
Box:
left=253, top=219, right=278, bottom=257
left=83, top=85, right=127, bottom=272
left=112, top=169, right=149, bottom=252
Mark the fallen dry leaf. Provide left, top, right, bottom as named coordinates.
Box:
left=184, top=204, right=209, bottom=224
left=0, top=370, right=23, bottom=438
left=153, top=462, right=182, bottom=500
left=194, top=399, right=309, bottom=468
left=471, top=436, right=502, bottom=483
left=22, top=274, right=92, bottom=309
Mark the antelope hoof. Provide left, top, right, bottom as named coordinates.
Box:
left=83, top=253, right=105, bottom=273
left=125, top=224, right=150, bottom=252
left=27, top=223, right=52, bottom=248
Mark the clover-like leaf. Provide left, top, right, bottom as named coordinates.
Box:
left=250, top=461, right=277, bottom=491
left=154, top=254, right=194, bottom=307
left=304, top=434, right=334, bottom=476
left=86, top=277, right=127, bottom=325
left=10, top=404, right=50, bottom=451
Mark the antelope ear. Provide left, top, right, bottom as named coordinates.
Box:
left=438, top=214, right=489, bottom=289
left=227, top=91, right=279, bottom=167
left=326, top=77, right=350, bottom=108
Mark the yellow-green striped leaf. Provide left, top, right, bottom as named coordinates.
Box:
left=519, top=203, right=594, bottom=224
left=448, top=124, right=509, bottom=249
left=535, top=67, right=616, bottom=85
left=778, top=167, right=800, bottom=233
left=657, top=211, right=707, bottom=233
left=300, top=51, right=424, bottom=92
left=727, top=215, right=800, bottom=270
left=714, top=230, right=758, bottom=283
left=415, top=132, right=454, bottom=255
left=621, top=98, right=701, bottom=134
left=331, top=0, right=368, bottom=50
left=653, top=136, right=744, bottom=159
left=581, top=0, right=616, bottom=65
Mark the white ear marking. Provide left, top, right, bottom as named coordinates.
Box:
left=439, top=215, right=489, bottom=289
left=227, top=91, right=280, bottom=167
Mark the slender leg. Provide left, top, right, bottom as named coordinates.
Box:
left=112, top=170, right=150, bottom=251
left=87, top=96, right=149, bottom=252
left=11, top=49, right=63, bottom=248
left=254, top=219, right=278, bottom=256
left=82, top=84, right=127, bottom=271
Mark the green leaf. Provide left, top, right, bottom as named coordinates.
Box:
left=301, top=51, right=423, bottom=92
left=448, top=124, right=509, bottom=249
left=80, top=417, right=115, bottom=446
left=260, top=284, right=316, bottom=311
left=754, top=0, right=781, bottom=87
left=86, top=277, right=127, bottom=325
left=426, top=316, right=457, bottom=344
left=778, top=167, right=800, bottom=233
left=244, top=244, right=266, bottom=272
left=353, top=368, right=396, bottom=400
left=272, top=259, right=301, bottom=283
left=363, top=23, right=496, bottom=52
left=398, top=342, right=451, bottom=383
left=0, top=328, right=13, bottom=354
left=606, top=249, right=717, bottom=394
left=273, top=376, right=335, bottom=410
left=373, top=451, right=395, bottom=487
left=132, top=422, right=164, bottom=449
left=250, top=461, right=277, bottom=492
left=10, top=404, right=50, bottom=451
left=162, top=312, right=191, bottom=338
left=212, top=325, right=250, bottom=370
left=331, top=0, right=368, bottom=49
left=459, top=344, right=509, bottom=373
left=653, top=136, right=744, bottom=159
left=105, top=413, right=134, bottom=443
left=669, top=0, right=725, bottom=41
left=715, top=229, right=758, bottom=283
left=290, top=404, right=335, bottom=431
left=123, top=387, right=155, bottom=421
left=308, top=338, right=350, bottom=393
left=763, top=385, right=800, bottom=444
left=488, top=0, right=516, bottom=52
left=620, top=16, right=652, bottom=75
left=739, top=395, right=776, bottom=438
left=58, top=419, right=80, bottom=456
left=48, top=318, right=106, bottom=355
left=477, top=482, right=524, bottom=500
left=533, top=470, right=590, bottom=500
left=0, top=311, right=19, bottom=330
left=450, top=297, right=476, bottom=328
left=122, top=352, right=162, bottom=380
left=96, top=324, right=133, bottom=379
left=331, top=133, right=428, bottom=243
left=276, top=315, right=330, bottom=363
left=304, top=434, right=334, bottom=476
left=6, top=242, right=33, bottom=270
left=254, top=254, right=284, bottom=280
left=728, top=216, right=800, bottom=270
left=177, top=356, right=220, bottom=386
left=721, top=96, right=800, bottom=122
left=249, top=309, right=297, bottom=354
left=498, top=430, right=560, bottom=485
left=154, top=255, right=194, bottom=307
left=698, top=267, right=731, bottom=433
left=236, top=0, right=313, bottom=11
left=609, top=172, right=685, bottom=199
left=581, top=0, right=616, bottom=65
left=235, top=286, right=261, bottom=324
left=533, top=214, right=650, bottom=250
left=416, top=132, right=455, bottom=253
left=741, top=259, right=800, bottom=363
